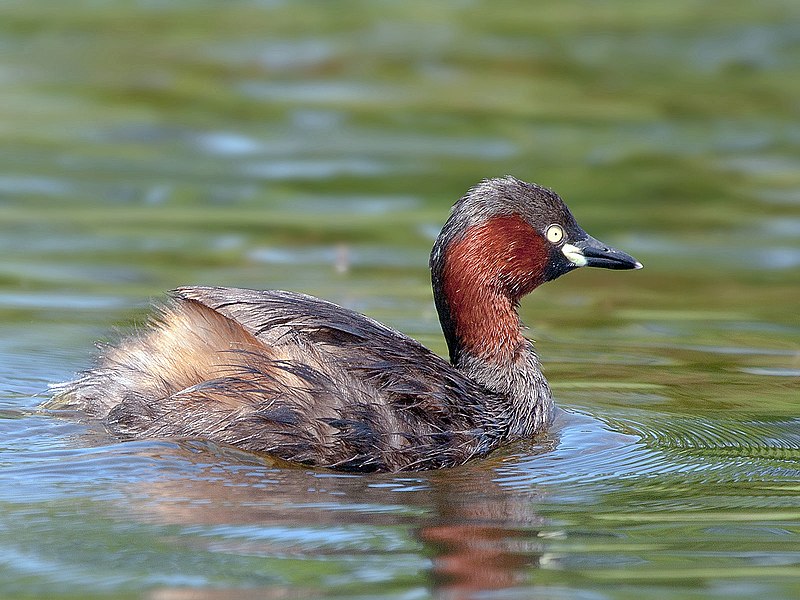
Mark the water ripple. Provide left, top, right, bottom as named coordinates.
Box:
left=495, top=409, right=800, bottom=491
left=608, top=412, right=800, bottom=471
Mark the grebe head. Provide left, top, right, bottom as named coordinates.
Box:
left=430, top=176, right=641, bottom=364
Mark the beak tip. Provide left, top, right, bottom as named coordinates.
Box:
left=633, top=261, right=643, bottom=270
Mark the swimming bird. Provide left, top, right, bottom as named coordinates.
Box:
left=55, top=176, right=642, bottom=472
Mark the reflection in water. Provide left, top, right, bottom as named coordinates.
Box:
left=419, top=497, right=544, bottom=598
left=15, top=402, right=796, bottom=598
left=5, top=393, right=800, bottom=598
left=109, top=437, right=559, bottom=600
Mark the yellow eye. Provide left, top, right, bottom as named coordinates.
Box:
left=546, top=224, right=564, bottom=244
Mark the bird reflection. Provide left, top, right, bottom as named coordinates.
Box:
left=111, top=435, right=557, bottom=600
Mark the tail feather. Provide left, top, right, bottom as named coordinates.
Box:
left=51, top=298, right=273, bottom=417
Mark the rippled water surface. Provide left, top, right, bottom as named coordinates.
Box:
left=1, top=1, right=799, bottom=598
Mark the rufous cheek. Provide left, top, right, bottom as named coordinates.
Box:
left=442, top=215, right=548, bottom=360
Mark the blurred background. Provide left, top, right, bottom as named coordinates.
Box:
left=0, top=1, right=798, bottom=599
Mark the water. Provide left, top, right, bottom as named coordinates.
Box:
left=1, top=1, right=799, bottom=598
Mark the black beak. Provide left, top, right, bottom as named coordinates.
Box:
left=565, top=235, right=642, bottom=270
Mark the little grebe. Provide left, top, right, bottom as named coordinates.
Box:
left=56, top=176, right=641, bottom=472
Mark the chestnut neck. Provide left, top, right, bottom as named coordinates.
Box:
left=430, top=214, right=550, bottom=368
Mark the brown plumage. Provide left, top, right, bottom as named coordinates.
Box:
left=54, top=177, right=641, bottom=472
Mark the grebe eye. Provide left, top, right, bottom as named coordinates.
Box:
left=546, top=224, right=564, bottom=244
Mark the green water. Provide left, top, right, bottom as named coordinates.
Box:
left=1, top=1, right=798, bottom=598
